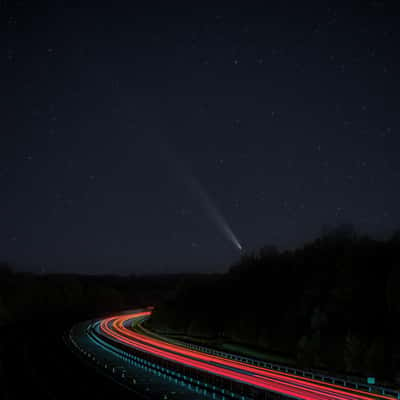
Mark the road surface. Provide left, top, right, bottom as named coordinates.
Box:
left=69, top=309, right=398, bottom=400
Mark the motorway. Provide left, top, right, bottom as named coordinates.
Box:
left=70, top=309, right=398, bottom=400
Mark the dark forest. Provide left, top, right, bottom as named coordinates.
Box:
left=2, top=227, right=400, bottom=386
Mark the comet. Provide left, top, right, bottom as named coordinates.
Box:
left=184, top=173, right=243, bottom=252
left=160, top=139, right=243, bottom=252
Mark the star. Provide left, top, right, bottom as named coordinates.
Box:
left=179, top=208, right=191, bottom=216
left=7, top=49, right=15, bottom=62
left=335, top=207, right=343, bottom=217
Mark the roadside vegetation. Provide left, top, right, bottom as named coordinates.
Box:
left=1, top=225, right=399, bottom=384
left=146, top=226, right=400, bottom=383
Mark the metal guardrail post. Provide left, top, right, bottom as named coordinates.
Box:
left=78, top=321, right=400, bottom=400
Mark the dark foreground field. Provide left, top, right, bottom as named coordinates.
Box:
left=0, top=312, right=134, bottom=400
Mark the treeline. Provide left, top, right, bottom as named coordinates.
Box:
left=0, top=266, right=185, bottom=326
left=146, top=227, right=400, bottom=382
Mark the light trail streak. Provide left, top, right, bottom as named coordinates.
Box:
left=100, top=316, right=328, bottom=400
left=88, top=311, right=395, bottom=400
left=114, top=317, right=393, bottom=400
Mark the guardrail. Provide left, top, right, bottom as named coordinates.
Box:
left=67, top=325, right=252, bottom=400
left=145, top=328, right=400, bottom=400
left=69, top=314, right=400, bottom=400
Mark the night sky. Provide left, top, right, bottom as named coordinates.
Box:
left=2, top=2, right=400, bottom=274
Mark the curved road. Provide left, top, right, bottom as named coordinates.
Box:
left=71, top=309, right=397, bottom=400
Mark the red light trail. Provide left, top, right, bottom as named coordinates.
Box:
left=89, top=310, right=395, bottom=400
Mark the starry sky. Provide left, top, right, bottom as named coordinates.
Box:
left=2, top=1, right=400, bottom=274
